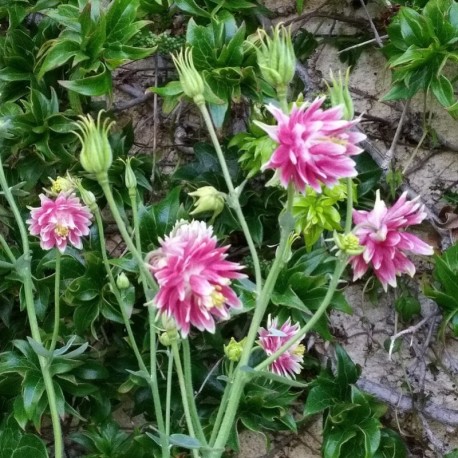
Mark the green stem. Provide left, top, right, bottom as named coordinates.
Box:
left=209, top=184, right=295, bottom=457
left=0, top=233, right=16, bottom=263
left=171, top=341, right=199, bottom=458
left=97, top=177, right=168, bottom=456
left=94, top=210, right=147, bottom=372
left=209, top=362, right=233, bottom=446
left=165, top=349, right=174, bottom=437
left=182, top=339, right=207, bottom=445
left=196, top=103, right=262, bottom=296
left=276, top=85, right=289, bottom=113
left=345, top=178, right=353, bottom=234
left=49, top=250, right=61, bottom=354
left=96, top=173, right=157, bottom=292
left=0, top=159, right=63, bottom=458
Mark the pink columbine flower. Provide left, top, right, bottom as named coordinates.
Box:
left=27, top=193, right=92, bottom=253
left=256, top=98, right=366, bottom=193
left=258, top=315, right=305, bottom=379
left=349, top=190, right=434, bottom=291
left=147, top=220, right=245, bottom=337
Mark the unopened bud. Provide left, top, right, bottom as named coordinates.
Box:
left=159, top=315, right=179, bottom=346
left=189, top=186, right=225, bottom=219
left=172, top=48, right=205, bottom=105
left=326, top=68, right=354, bottom=121
left=78, top=187, right=97, bottom=212
left=116, top=272, right=130, bottom=290
left=73, top=111, right=114, bottom=175
left=256, top=24, right=296, bottom=90
left=224, top=337, right=246, bottom=362
left=124, top=158, right=137, bottom=191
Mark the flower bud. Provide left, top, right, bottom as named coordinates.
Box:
left=73, top=111, right=114, bottom=175
left=326, top=68, right=354, bottom=121
left=78, top=187, right=98, bottom=213
left=189, top=186, right=225, bottom=220
left=224, top=337, right=246, bottom=362
left=256, top=24, right=296, bottom=90
left=172, top=48, right=205, bottom=105
left=116, top=272, right=130, bottom=290
left=124, top=158, right=137, bottom=191
left=159, top=315, right=179, bottom=346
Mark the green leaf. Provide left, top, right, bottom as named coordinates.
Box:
left=150, top=81, right=183, bottom=97
left=37, top=39, right=83, bottom=79
left=323, top=427, right=357, bottom=458
left=59, top=65, right=112, bottom=96
left=175, top=0, right=211, bottom=17
left=169, top=434, right=201, bottom=450
left=399, top=8, right=433, bottom=47
left=431, top=74, right=456, bottom=108
left=395, top=296, right=421, bottom=321
left=22, top=372, right=46, bottom=418
left=335, top=344, right=360, bottom=387
left=304, top=380, right=340, bottom=415
left=240, top=366, right=309, bottom=388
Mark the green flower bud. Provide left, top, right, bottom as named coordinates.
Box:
left=326, top=68, right=354, bottom=121
left=189, top=186, right=225, bottom=220
left=256, top=24, right=296, bottom=90
left=159, top=315, right=179, bottom=346
left=116, top=272, right=130, bottom=290
left=224, top=337, right=246, bottom=362
left=78, top=187, right=98, bottom=213
left=172, top=48, right=205, bottom=105
left=124, top=158, right=137, bottom=191
left=73, top=111, right=114, bottom=175
left=333, top=231, right=365, bottom=256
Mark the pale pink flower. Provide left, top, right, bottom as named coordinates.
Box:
left=349, top=190, right=434, bottom=291
left=147, top=220, right=245, bottom=337
left=27, top=193, right=92, bottom=253
left=256, top=98, right=366, bottom=193
left=258, top=315, right=305, bottom=379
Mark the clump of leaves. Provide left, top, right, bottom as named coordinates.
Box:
left=424, top=243, right=458, bottom=337
left=292, top=181, right=349, bottom=251
left=305, top=345, right=407, bottom=458
left=383, top=0, right=458, bottom=117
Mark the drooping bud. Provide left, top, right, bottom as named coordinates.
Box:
left=224, top=337, right=246, bottom=362
left=189, top=186, right=225, bottom=221
left=73, top=111, right=114, bottom=176
left=78, top=186, right=98, bottom=213
left=256, top=24, right=296, bottom=91
left=116, top=272, right=130, bottom=290
left=326, top=68, right=354, bottom=121
left=172, top=48, right=205, bottom=105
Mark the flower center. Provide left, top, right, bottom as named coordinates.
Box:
left=292, top=344, right=305, bottom=357
left=210, top=286, right=225, bottom=309
left=54, top=223, right=69, bottom=238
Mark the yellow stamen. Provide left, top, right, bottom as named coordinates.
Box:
left=292, top=344, right=305, bottom=357
left=54, top=224, right=69, bottom=238
left=210, top=285, right=225, bottom=309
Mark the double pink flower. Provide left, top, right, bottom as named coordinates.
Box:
left=350, top=191, right=434, bottom=290
left=147, top=220, right=245, bottom=337
left=28, top=193, right=92, bottom=253
left=256, top=98, right=366, bottom=193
